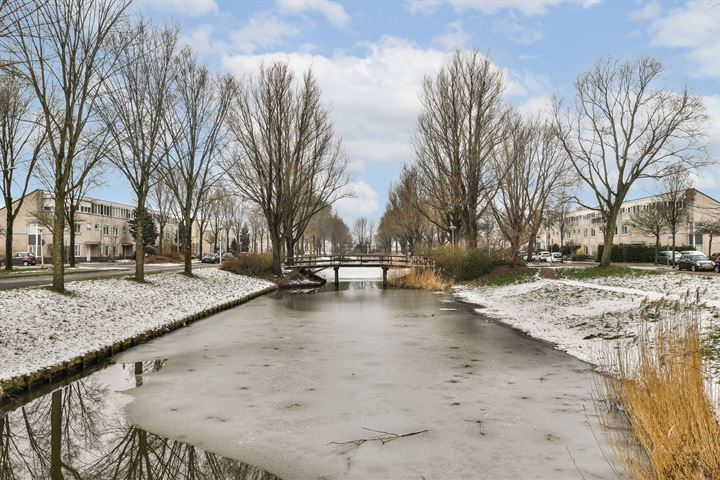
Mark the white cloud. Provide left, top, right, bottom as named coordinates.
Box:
left=230, top=12, right=300, bottom=54
left=432, top=21, right=470, bottom=49
left=405, top=0, right=599, bottom=16
left=137, top=0, right=218, bottom=16
left=629, top=1, right=660, bottom=20
left=333, top=181, right=380, bottom=223
left=276, top=0, right=350, bottom=27
left=222, top=37, right=450, bottom=172
left=492, top=16, right=544, bottom=45
left=221, top=37, right=550, bottom=174
left=181, top=24, right=230, bottom=57
left=638, top=0, right=720, bottom=78
left=702, top=95, right=720, bottom=149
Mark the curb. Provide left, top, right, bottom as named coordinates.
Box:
left=0, top=284, right=278, bottom=400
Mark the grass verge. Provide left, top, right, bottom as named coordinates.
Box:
left=556, top=266, right=658, bottom=280
left=596, top=299, right=720, bottom=479
left=464, top=266, right=538, bottom=288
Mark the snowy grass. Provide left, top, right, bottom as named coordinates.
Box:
left=454, top=272, right=720, bottom=369
left=0, top=269, right=275, bottom=383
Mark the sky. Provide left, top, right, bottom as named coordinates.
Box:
left=38, top=0, right=720, bottom=224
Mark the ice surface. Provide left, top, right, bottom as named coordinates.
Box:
left=118, top=287, right=619, bottom=480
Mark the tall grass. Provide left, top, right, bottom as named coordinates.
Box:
left=596, top=297, right=720, bottom=479
left=389, top=268, right=448, bottom=290
left=429, top=246, right=508, bottom=281
left=220, top=253, right=273, bottom=277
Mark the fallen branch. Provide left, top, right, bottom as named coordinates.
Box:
left=328, top=428, right=429, bottom=450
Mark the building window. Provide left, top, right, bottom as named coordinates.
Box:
left=113, top=226, right=118, bottom=236
left=74, top=223, right=81, bottom=233
left=583, top=229, right=588, bottom=237
left=74, top=244, right=80, bottom=256
left=622, top=226, right=628, bottom=234
left=102, top=245, right=109, bottom=257
left=591, top=229, right=596, bottom=237
left=102, top=225, right=109, bottom=235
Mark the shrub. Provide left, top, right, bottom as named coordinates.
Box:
left=430, top=246, right=504, bottom=281
left=389, top=267, right=448, bottom=290
left=220, top=253, right=273, bottom=277
left=145, top=245, right=157, bottom=256
left=571, top=254, right=592, bottom=261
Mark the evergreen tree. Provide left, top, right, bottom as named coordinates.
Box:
left=240, top=223, right=250, bottom=252
left=129, top=207, right=158, bottom=247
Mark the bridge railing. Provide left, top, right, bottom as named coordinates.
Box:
left=284, top=254, right=434, bottom=269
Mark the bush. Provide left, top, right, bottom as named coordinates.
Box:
left=145, top=245, right=157, bottom=256
left=220, top=253, right=273, bottom=277
left=430, top=246, right=505, bottom=281
left=597, top=244, right=701, bottom=263
left=570, top=254, right=592, bottom=261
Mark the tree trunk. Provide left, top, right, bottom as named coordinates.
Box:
left=270, top=231, right=282, bottom=276
left=183, top=221, right=192, bottom=275
left=68, top=210, right=76, bottom=268
left=135, top=206, right=145, bottom=282
left=599, top=224, right=617, bottom=267
left=654, top=235, right=660, bottom=265
left=709, top=234, right=713, bottom=258
left=671, top=228, right=677, bottom=267
left=4, top=214, right=13, bottom=270
left=52, top=189, right=65, bottom=291
left=158, top=223, right=164, bottom=255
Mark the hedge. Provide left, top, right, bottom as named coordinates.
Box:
left=596, top=244, right=698, bottom=263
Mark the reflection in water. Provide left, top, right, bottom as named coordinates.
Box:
left=0, top=361, right=280, bottom=480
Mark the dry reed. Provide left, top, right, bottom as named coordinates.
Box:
left=388, top=268, right=449, bottom=290
left=596, top=297, right=720, bottom=479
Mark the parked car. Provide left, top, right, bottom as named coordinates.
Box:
left=537, top=251, right=553, bottom=263
left=12, top=252, right=36, bottom=266
left=551, top=252, right=562, bottom=262
left=221, top=252, right=235, bottom=262
left=656, top=251, right=681, bottom=265
left=201, top=253, right=220, bottom=264
left=715, top=257, right=720, bottom=273
left=677, top=253, right=714, bottom=272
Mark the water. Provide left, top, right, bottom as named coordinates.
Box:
left=0, top=277, right=620, bottom=479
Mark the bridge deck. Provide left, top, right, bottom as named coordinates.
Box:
left=283, top=254, right=434, bottom=270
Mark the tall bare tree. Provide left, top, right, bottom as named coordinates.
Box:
left=162, top=47, right=235, bottom=275
left=630, top=203, right=666, bottom=264
left=658, top=166, right=693, bottom=264
left=1, top=0, right=131, bottom=290
left=492, top=115, right=571, bottom=258
left=226, top=62, right=348, bottom=275
left=552, top=56, right=709, bottom=267
left=149, top=175, right=175, bottom=255
left=0, top=72, right=44, bottom=270
left=413, top=50, right=506, bottom=247
left=100, top=20, right=179, bottom=281
left=696, top=217, right=720, bottom=258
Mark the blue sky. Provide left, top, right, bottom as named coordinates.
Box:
left=93, top=1, right=720, bottom=222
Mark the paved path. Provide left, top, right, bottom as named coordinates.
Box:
left=0, top=263, right=214, bottom=290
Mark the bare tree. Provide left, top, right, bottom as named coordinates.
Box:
left=149, top=175, right=176, bottom=255
left=553, top=56, right=709, bottom=267
left=352, top=217, right=370, bottom=252
left=630, top=204, right=666, bottom=264
left=0, top=72, right=44, bottom=269
left=226, top=62, right=348, bottom=275
left=413, top=50, right=506, bottom=247
left=658, top=166, right=693, bottom=264
left=696, top=217, right=720, bottom=258
left=492, top=115, right=571, bottom=258
left=1, top=0, right=131, bottom=290
left=100, top=20, right=179, bottom=281
left=161, top=47, right=235, bottom=275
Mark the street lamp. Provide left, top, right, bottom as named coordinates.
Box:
left=449, top=225, right=457, bottom=246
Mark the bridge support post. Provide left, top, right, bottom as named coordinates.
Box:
left=382, top=267, right=388, bottom=289
left=334, top=266, right=339, bottom=290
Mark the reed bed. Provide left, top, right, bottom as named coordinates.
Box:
left=388, top=268, right=449, bottom=290
left=596, top=295, right=720, bottom=479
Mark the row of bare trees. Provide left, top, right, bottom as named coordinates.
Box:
left=378, top=51, right=710, bottom=265
left=1, top=0, right=350, bottom=287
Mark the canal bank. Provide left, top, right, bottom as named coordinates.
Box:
left=0, top=268, right=277, bottom=397
left=1, top=272, right=622, bottom=479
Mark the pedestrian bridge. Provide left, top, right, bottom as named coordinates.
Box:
left=283, top=254, right=434, bottom=287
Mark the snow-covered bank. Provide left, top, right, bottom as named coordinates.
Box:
left=454, top=272, right=720, bottom=368
left=0, top=269, right=275, bottom=385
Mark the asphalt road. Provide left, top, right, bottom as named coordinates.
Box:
left=0, top=263, right=214, bottom=290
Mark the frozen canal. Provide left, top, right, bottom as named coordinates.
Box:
left=0, top=275, right=619, bottom=479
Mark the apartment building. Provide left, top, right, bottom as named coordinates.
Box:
left=539, top=189, right=720, bottom=257
left=0, top=189, right=210, bottom=262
